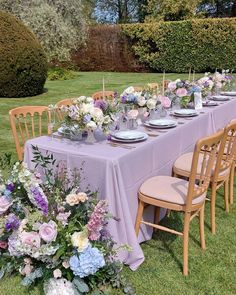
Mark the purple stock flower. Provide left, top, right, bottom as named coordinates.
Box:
left=5, top=214, right=20, bottom=231
left=94, top=99, right=107, bottom=111
left=30, top=186, right=48, bottom=216
left=6, top=183, right=14, bottom=192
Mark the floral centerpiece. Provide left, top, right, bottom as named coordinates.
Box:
left=197, top=71, right=233, bottom=96
left=120, top=86, right=146, bottom=108
left=64, top=96, right=112, bottom=133
left=196, top=74, right=214, bottom=98
left=0, top=149, right=134, bottom=295
left=166, top=79, right=192, bottom=108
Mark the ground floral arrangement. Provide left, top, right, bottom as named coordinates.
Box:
left=0, top=150, right=135, bottom=295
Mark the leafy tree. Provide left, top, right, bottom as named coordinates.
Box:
left=145, top=0, right=202, bottom=21
left=0, top=0, right=88, bottom=61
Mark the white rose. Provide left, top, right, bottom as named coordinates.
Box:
left=124, top=86, right=134, bottom=94
left=71, top=231, right=89, bottom=252
left=81, top=103, right=94, bottom=114
left=91, top=107, right=103, bottom=119
left=146, top=99, right=156, bottom=110
left=137, top=96, right=146, bottom=107
left=86, top=97, right=94, bottom=103
left=86, top=121, right=97, bottom=130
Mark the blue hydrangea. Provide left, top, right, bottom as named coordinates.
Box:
left=69, top=245, right=105, bottom=278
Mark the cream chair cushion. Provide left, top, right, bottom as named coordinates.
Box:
left=174, top=152, right=230, bottom=178
left=139, top=175, right=205, bottom=205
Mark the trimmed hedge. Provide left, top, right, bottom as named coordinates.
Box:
left=122, top=18, right=236, bottom=72
left=0, top=11, right=48, bottom=98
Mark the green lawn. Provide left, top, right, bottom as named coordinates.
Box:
left=0, top=72, right=235, bottom=295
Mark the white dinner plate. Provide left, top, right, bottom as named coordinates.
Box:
left=173, top=109, right=198, bottom=117
left=202, top=101, right=218, bottom=107
left=111, top=133, right=148, bottom=143
left=210, top=95, right=230, bottom=101
left=148, top=119, right=177, bottom=127
left=220, top=91, right=236, bottom=96
left=144, top=119, right=177, bottom=129
left=113, top=130, right=146, bottom=140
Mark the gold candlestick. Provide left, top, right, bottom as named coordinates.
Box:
left=162, top=70, right=165, bottom=95
left=102, top=77, right=105, bottom=99
left=188, top=68, right=191, bottom=81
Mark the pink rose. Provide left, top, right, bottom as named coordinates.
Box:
left=0, top=240, right=8, bottom=249
left=158, top=95, right=171, bottom=108
left=21, top=231, right=41, bottom=248
left=21, top=264, right=33, bottom=276
left=176, top=88, right=188, bottom=97
left=168, top=81, right=177, bottom=91
left=0, top=196, right=12, bottom=215
left=39, top=221, right=57, bottom=243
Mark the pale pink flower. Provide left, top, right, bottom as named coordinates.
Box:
left=39, top=221, right=57, bottom=243
left=53, top=269, right=62, bottom=279
left=176, top=88, right=188, bottom=97
left=62, top=260, right=70, bottom=269
left=56, top=211, right=71, bottom=226
left=87, top=200, right=108, bottom=241
left=21, top=264, right=33, bottom=276
left=77, top=192, right=88, bottom=203
left=168, top=81, right=177, bottom=91
left=0, top=196, right=12, bottom=215
left=21, top=231, right=41, bottom=248
left=158, top=95, right=171, bottom=108
left=127, top=109, right=138, bottom=119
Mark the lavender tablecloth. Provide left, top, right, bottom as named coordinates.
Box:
left=24, top=98, right=236, bottom=270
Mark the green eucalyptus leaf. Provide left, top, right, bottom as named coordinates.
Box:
left=73, top=277, right=90, bottom=293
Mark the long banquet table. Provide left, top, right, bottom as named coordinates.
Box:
left=24, top=98, right=236, bottom=270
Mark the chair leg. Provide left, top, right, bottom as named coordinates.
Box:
left=229, top=163, right=235, bottom=205
left=154, top=207, right=161, bottom=224
left=135, top=199, right=145, bottom=236
left=211, top=183, right=217, bottom=235
left=199, top=204, right=206, bottom=250
left=224, top=178, right=229, bottom=213
left=183, top=212, right=191, bottom=276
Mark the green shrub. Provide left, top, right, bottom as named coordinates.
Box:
left=122, top=18, right=236, bottom=72
left=0, top=10, right=48, bottom=98
left=47, top=67, right=77, bottom=81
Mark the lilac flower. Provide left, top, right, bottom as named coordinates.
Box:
left=87, top=200, right=108, bottom=241
left=5, top=214, right=20, bottom=231
left=94, top=99, right=107, bottom=112
left=8, top=233, right=22, bottom=257
left=3, top=189, right=12, bottom=197
left=69, top=245, right=105, bottom=278
left=6, top=183, right=14, bottom=192
left=29, top=186, right=48, bottom=216
left=83, top=114, right=91, bottom=123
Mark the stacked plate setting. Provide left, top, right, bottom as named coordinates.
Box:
left=220, top=91, right=236, bottom=96
left=202, top=101, right=218, bottom=107
left=111, top=130, right=148, bottom=143
left=173, top=109, right=198, bottom=117
left=144, top=119, right=177, bottom=129
left=210, top=95, right=230, bottom=101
